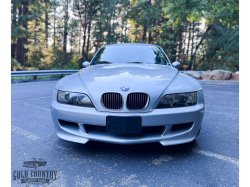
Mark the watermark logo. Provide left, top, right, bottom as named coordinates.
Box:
left=13, top=158, right=57, bottom=184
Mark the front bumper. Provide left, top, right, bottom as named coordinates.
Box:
left=50, top=90, right=205, bottom=146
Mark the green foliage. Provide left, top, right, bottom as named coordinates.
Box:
left=11, top=58, right=22, bottom=71
left=11, top=74, right=68, bottom=82
left=11, top=0, right=239, bottom=72
left=158, top=0, right=239, bottom=71
left=203, top=24, right=239, bottom=72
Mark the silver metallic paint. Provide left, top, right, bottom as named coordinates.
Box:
left=51, top=44, right=204, bottom=146
left=51, top=90, right=204, bottom=146
left=55, top=64, right=202, bottom=113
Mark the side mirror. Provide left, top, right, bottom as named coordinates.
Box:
left=82, top=61, right=90, bottom=68
left=172, top=62, right=181, bottom=69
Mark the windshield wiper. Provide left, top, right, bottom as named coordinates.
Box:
left=92, top=61, right=113, bottom=65
left=127, top=62, right=145, bottom=64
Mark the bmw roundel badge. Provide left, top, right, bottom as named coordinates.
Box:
left=121, top=86, right=130, bottom=92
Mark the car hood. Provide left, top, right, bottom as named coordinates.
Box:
left=78, top=64, right=178, bottom=112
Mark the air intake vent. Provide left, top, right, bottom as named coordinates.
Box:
left=101, top=92, right=123, bottom=110
left=126, top=93, right=149, bottom=110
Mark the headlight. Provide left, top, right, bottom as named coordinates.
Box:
left=156, top=92, right=198, bottom=109
left=57, top=91, right=94, bottom=108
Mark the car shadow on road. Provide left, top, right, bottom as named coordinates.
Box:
left=57, top=138, right=200, bottom=158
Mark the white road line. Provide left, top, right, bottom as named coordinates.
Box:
left=11, top=125, right=239, bottom=167
left=193, top=149, right=239, bottom=166
left=12, top=96, right=51, bottom=103
left=12, top=126, right=41, bottom=140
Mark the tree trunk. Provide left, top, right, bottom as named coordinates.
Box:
left=86, top=16, right=92, bottom=61
left=192, top=25, right=212, bottom=68
left=79, top=22, right=81, bottom=57
left=16, top=6, right=22, bottom=65
left=178, top=26, right=183, bottom=62
left=11, top=1, right=17, bottom=59
left=142, top=25, right=147, bottom=42
left=186, top=22, right=191, bottom=65
left=194, top=54, right=205, bottom=70
left=11, top=43, right=16, bottom=59
left=107, top=0, right=115, bottom=44
left=154, top=19, right=159, bottom=43
left=154, top=3, right=160, bottom=43
left=111, top=0, right=117, bottom=43
left=182, top=27, right=187, bottom=63
left=148, top=26, right=152, bottom=44
left=17, top=38, right=24, bottom=66
left=189, top=21, right=195, bottom=70
left=23, top=2, right=29, bottom=64
left=17, top=2, right=29, bottom=66
left=45, top=0, right=49, bottom=48
left=53, top=4, right=56, bottom=48
left=63, top=0, right=69, bottom=56
left=82, top=11, right=88, bottom=60
left=170, top=29, right=177, bottom=62
left=148, top=0, right=152, bottom=44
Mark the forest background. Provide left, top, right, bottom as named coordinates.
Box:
left=11, top=0, right=239, bottom=72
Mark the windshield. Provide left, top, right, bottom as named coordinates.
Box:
left=91, top=45, right=171, bottom=65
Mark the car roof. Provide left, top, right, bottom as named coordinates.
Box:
left=104, top=43, right=159, bottom=47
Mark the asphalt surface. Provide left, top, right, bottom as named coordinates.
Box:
left=11, top=80, right=239, bottom=187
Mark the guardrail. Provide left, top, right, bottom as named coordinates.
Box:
left=179, top=71, right=204, bottom=73
left=11, top=70, right=79, bottom=79
left=11, top=69, right=205, bottom=80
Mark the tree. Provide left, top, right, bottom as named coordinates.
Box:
left=11, top=0, right=239, bottom=72
left=63, top=0, right=69, bottom=55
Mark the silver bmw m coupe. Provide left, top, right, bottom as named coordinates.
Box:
left=50, top=43, right=205, bottom=146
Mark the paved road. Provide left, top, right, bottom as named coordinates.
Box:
left=11, top=80, right=239, bottom=187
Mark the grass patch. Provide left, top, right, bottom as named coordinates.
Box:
left=11, top=74, right=69, bottom=82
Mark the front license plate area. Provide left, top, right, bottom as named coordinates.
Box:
left=106, top=116, right=142, bottom=134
